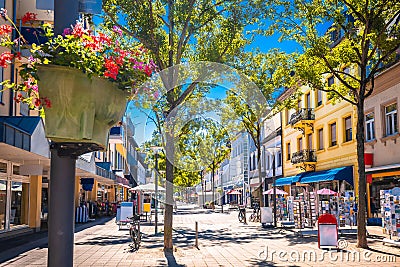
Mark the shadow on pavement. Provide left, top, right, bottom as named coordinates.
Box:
left=75, top=235, right=131, bottom=246
left=169, top=225, right=315, bottom=248
left=163, top=251, right=186, bottom=267
left=0, top=217, right=114, bottom=264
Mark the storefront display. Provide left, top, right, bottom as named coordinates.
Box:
left=293, top=192, right=317, bottom=228
left=381, top=187, right=400, bottom=240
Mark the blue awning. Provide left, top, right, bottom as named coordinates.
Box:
left=275, top=176, right=297, bottom=186
left=298, top=166, right=354, bottom=186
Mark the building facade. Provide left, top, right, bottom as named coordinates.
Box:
left=365, top=62, right=400, bottom=214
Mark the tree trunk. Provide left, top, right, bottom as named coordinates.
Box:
left=164, top=129, right=174, bottom=251
left=356, top=101, right=368, bottom=248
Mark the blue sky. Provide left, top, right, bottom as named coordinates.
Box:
left=129, top=31, right=301, bottom=145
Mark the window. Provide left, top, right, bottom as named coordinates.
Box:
left=285, top=110, right=289, bottom=125
left=286, top=143, right=291, bottom=160
left=297, top=99, right=302, bottom=110
left=344, top=116, right=352, bottom=142
left=317, top=90, right=323, bottom=106
left=277, top=151, right=282, bottom=167
left=266, top=154, right=270, bottom=170
left=328, top=76, right=335, bottom=86
left=330, top=122, right=337, bottom=146
left=307, top=133, right=312, bottom=149
left=0, top=180, right=6, bottom=230
left=318, top=128, right=324, bottom=150
left=385, top=103, right=398, bottom=136
left=305, top=93, right=311, bottom=109
left=365, top=112, right=375, bottom=142
left=297, top=137, right=303, bottom=151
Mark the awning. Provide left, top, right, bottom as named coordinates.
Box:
left=366, top=163, right=400, bottom=175
left=298, top=166, right=354, bottom=186
left=274, top=176, right=297, bottom=186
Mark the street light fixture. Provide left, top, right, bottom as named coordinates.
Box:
left=150, top=146, right=163, bottom=235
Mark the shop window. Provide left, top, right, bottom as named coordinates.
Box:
left=330, top=122, right=337, bottom=146
left=10, top=181, right=29, bottom=228
left=318, top=128, right=324, bottom=150
left=0, top=180, right=6, bottom=230
left=0, top=162, right=6, bottom=173
left=286, top=143, right=291, bottom=160
left=385, top=103, right=398, bottom=136
left=344, top=116, right=352, bottom=142
left=317, top=90, right=323, bottom=106
left=365, top=112, right=375, bottom=142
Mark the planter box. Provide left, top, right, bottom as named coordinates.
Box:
left=37, top=65, right=127, bottom=150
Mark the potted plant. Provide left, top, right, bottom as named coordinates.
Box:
left=0, top=9, right=156, bottom=149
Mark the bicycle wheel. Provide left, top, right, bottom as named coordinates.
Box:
left=249, top=214, right=255, bottom=222
left=132, top=229, right=140, bottom=250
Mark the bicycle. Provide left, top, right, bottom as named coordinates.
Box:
left=238, top=206, right=247, bottom=223
left=128, top=215, right=141, bottom=250
left=249, top=206, right=260, bottom=222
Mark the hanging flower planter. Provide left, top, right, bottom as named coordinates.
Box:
left=37, top=65, right=127, bottom=150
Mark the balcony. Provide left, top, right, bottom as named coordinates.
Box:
left=289, top=108, right=315, bottom=135
left=291, top=149, right=317, bottom=171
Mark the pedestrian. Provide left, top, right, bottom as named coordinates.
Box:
left=370, top=198, right=378, bottom=218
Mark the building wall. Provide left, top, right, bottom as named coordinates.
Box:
left=364, top=62, right=400, bottom=167
left=281, top=85, right=358, bottom=187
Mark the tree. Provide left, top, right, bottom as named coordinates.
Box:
left=178, top=117, right=231, bottom=205
left=263, top=0, right=400, bottom=248
left=103, top=0, right=262, bottom=251
left=224, top=50, right=291, bottom=206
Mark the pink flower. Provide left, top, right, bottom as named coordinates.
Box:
left=113, top=26, right=122, bottom=36
left=62, top=28, right=72, bottom=36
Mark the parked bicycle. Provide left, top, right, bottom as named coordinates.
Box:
left=238, top=205, right=247, bottom=223
left=249, top=204, right=260, bottom=222
left=128, top=215, right=141, bottom=250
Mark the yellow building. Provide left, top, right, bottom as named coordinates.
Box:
left=278, top=83, right=358, bottom=207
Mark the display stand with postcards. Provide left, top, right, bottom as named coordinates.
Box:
left=381, top=187, right=400, bottom=246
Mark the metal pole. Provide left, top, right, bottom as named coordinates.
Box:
left=48, top=2, right=80, bottom=266
left=195, top=221, right=198, bottom=248
left=273, top=154, right=277, bottom=228
left=48, top=148, right=76, bottom=267
left=155, top=152, right=158, bottom=235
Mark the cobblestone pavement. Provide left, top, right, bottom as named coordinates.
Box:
left=0, top=207, right=399, bottom=266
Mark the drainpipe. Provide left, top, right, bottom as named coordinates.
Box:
left=9, top=0, right=17, bottom=116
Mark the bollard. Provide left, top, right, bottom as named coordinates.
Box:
left=195, top=221, right=198, bottom=248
